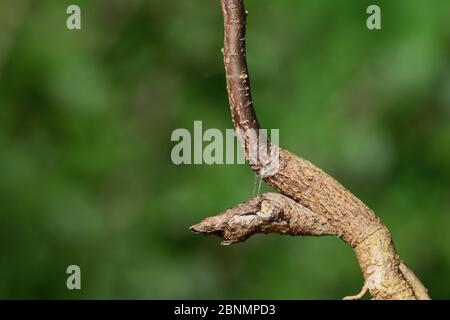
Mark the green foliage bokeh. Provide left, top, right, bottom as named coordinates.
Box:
left=0, top=0, right=449, bottom=299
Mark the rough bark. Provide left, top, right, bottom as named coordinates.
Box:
left=191, top=0, right=430, bottom=300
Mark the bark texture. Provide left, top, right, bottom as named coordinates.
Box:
left=191, top=0, right=430, bottom=300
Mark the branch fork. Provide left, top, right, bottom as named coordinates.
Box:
left=191, top=0, right=430, bottom=300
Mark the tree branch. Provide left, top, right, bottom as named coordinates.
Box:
left=191, top=193, right=337, bottom=245
left=192, top=0, right=430, bottom=300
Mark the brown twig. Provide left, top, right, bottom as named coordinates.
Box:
left=191, top=193, right=338, bottom=245
left=192, top=0, right=430, bottom=300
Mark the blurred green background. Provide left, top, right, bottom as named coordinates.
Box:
left=0, top=0, right=449, bottom=299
